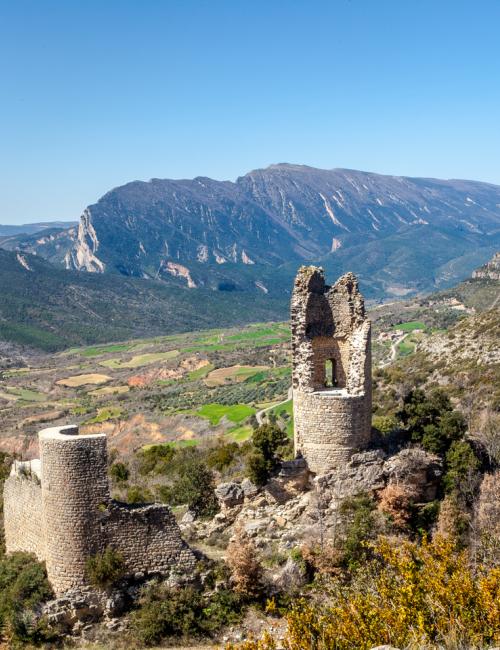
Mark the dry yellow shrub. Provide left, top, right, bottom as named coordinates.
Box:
left=227, top=535, right=500, bottom=650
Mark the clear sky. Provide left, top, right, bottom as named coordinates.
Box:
left=1, top=0, right=499, bottom=224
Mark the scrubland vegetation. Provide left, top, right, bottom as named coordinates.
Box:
left=0, top=295, right=498, bottom=648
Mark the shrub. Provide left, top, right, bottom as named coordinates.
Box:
left=340, top=494, right=377, bottom=569
left=138, top=444, right=176, bottom=476
left=372, top=414, right=398, bottom=435
left=127, top=485, right=154, bottom=504
left=86, top=546, right=125, bottom=588
left=228, top=536, right=500, bottom=650
left=131, top=584, right=242, bottom=646
left=226, top=527, right=263, bottom=598
left=300, top=542, right=343, bottom=578
left=398, top=388, right=467, bottom=456
left=444, top=440, right=480, bottom=501
left=0, top=552, right=55, bottom=646
left=110, top=461, right=129, bottom=483
left=245, top=424, right=287, bottom=485
left=252, top=424, right=287, bottom=460
left=378, top=483, right=417, bottom=529
left=246, top=450, right=269, bottom=486
left=207, top=441, right=240, bottom=472
left=158, top=455, right=219, bottom=518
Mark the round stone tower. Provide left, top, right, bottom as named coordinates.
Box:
left=291, top=267, right=372, bottom=474
left=39, top=425, right=110, bottom=594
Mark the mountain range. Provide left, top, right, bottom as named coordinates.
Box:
left=1, top=164, right=500, bottom=350
left=2, top=165, right=499, bottom=301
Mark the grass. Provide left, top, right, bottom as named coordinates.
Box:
left=100, top=350, right=179, bottom=369
left=88, top=385, right=130, bottom=396
left=56, top=373, right=111, bottom=387
left=225, top=424, right=253, bottom=442
left=142, top=439, right=200, bottom=451
left=196, top=403, right=256, bottom=425
left=204, top=365, right=268, bottom=387
left=187, top=363, right=214, bottom=381
left=393, top=321, right=426, bottom=332
left=80, top=343, right=133, bottom=357
left=84, top=406, right=123, bottom=424
left=172, top=438, right=200, bottom=448
left=397, top=339, right=416, bottom=357
left=5, top=387, right=46, bottom=402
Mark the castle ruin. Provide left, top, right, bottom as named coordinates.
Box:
left=291, top=267, right=372, bottom=474
left=3, top=425, right=196, bottom=595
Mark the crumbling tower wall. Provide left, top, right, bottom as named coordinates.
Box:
left=291, top=267, right=372, bottom=474
left=40, top=425, right=110, bottom=593
left=3, top=425, right=197, bottom=596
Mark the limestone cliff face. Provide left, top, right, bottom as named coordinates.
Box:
left=9, top=165, right=500, bottom=299
left=64, top=210, right=105, bottom=273
left=472, top=251, right=500, bottom=280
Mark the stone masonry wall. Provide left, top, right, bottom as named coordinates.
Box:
left=103, top=502, right=197, bottom=575
left=3, top=425, right=197, bottom=596
left=40, top=428, right=110, bottom=594
left=291, top=267, right=372, bottom=474
left=3, top=473, right=45, bottom=559
left=294, top=392, right=371, bottom=471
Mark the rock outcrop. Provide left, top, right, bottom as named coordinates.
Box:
left=472, top=251, right=500, bottom=280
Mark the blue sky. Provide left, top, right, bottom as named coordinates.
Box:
left=1, top=0, right=499, bottom=223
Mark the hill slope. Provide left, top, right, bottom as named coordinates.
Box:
left=5, top=165, right=500, bottom=299
left=0, top=249, right=288, bottom=351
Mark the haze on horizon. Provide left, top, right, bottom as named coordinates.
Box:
left=1, top=0, right=499, bottom=224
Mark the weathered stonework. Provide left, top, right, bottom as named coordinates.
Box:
left=3, top=425, right=196, bottom=595
left=291, top=267, right=372, bottom=474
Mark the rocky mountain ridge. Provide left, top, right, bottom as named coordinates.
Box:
left=4, top=165, right=500, bottom=300
left=472, top=251, right=500, bottom=280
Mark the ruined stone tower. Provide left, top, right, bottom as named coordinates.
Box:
left=291, top=267, right=372, bottom=474
left=3, top=425, right=196, bottom=595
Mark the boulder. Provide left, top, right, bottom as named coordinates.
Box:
left=215, top=481, right=244, bottom=508
left=278, top=456, right=310, bottom=490
left=269, top=557, right=307, bottom=594
left=316, top=449, right=386, bottom=503
left=384, top=448, right=442, bottom=501
left=241, top=478, right=260, bottom=499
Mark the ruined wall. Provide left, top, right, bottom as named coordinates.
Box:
left=3, top=471, right=45, bottom=559
left=103, top=502, right=197, bottom=575
left=291, top=267, right=372, bottom=474
left=3, top=424, right=197, bottom=596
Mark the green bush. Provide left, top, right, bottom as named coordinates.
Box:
left=398, top=388, right=467, bottom=455
left=158, top=448, right=219, bottom=517
left=138, top=444, right=176, bottom=476
left=131, top=584, right=242, bottom=646
left=245, top=424, right=288, bottom=485
left=127, top=485, right=154, bottom=504
left=207, top=441, right=240, bottom=472
left=85, top=546, right=126, bottom=588
left=110, top=461, right=130, bottom=483
left=444, top=440, right=480, bottom=499
left=246, top=451, right=269, bottom=486
left=340, top=494, right=377, bottom=569
left=0, top=552, right=55, bottom=646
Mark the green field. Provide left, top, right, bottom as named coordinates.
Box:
left=187, top=363, right=214, bottom=381
left=83, top=406, right=123, bottom=424
left=100, top=350, right=179, bottom=369
left=5, top=387, right=46, bottom=402
left=80, top=343, right=134, bottom=357
left=225, top=424, right=254, bottom=442
left=393, top=321, right=426, bottom=332
left=196, top=403, right=256, bottom=426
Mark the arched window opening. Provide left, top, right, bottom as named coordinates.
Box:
left=324, top=359, right=336, bottom=387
